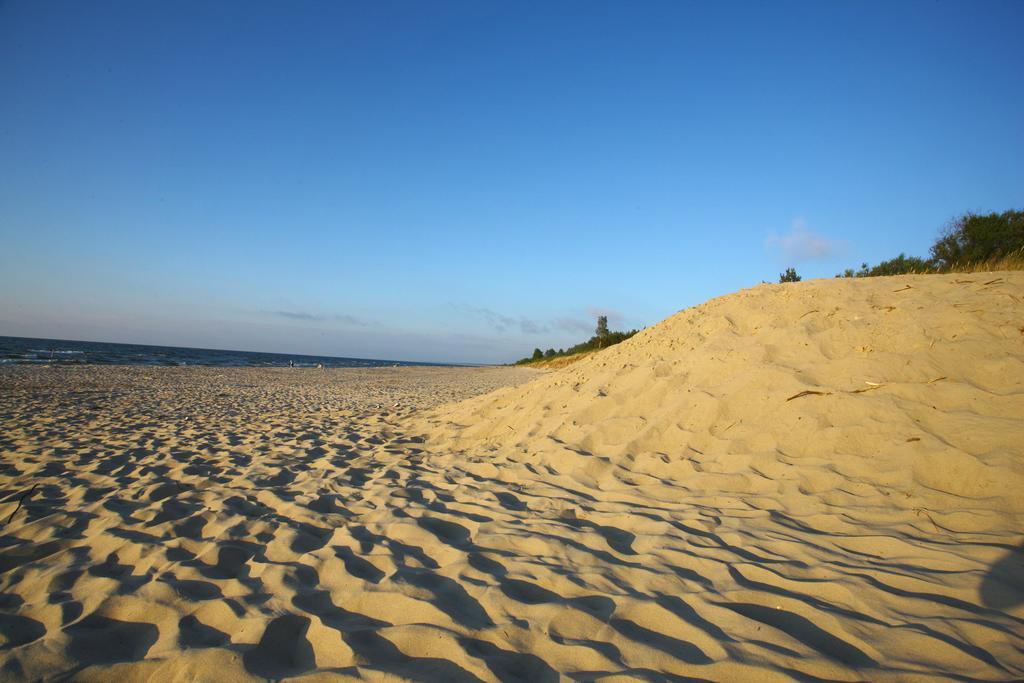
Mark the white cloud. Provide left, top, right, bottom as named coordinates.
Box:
left=765, top=218, right=840, bottom=263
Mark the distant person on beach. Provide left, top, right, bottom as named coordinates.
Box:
left=289, top=360, right=294, bottom=367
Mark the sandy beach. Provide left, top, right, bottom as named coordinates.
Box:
left=2, top=273, right=1023, bottom=681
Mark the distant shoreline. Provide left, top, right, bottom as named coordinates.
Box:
left=0, top=335, right=478, bottom=369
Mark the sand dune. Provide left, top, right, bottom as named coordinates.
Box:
left=2, top=273, right=1023, bottom=680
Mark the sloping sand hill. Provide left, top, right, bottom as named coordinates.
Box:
left=1, top=273, right=1022, bottom=681
left=412, top=271, right=1024, bottom=680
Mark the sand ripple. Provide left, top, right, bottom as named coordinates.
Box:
left=2, top=273, right=1023, bottom=681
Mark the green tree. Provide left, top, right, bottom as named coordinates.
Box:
left=544, top=348, right=556, bottom=358
left=532, top=348, right=543, bottom=361
left=864, top=253, right=932, bottom=276
left=930, top=210, right=1024, bottom=268
left=595, top=315, right=609, bottom=348
left=838, top=255, right=933, bottom=277
left=779, top=267, right=801, bottom=283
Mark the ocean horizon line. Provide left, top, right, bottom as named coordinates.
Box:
left=0, top=335, right=485, bottom=369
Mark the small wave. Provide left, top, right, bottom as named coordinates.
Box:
left=29, top=349, right=83, bottom=355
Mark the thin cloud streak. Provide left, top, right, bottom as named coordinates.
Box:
left=552, top=317, right=593, bottom=334
left=455, top=305, right=549, bottom=335
left=265, top=310, right=370, bottom=326
left=555, top=307, right=628, bottom=336
left=272, top=310, right=319, bottom=321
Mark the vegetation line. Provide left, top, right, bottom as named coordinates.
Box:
left=515, top=315, right=640, bottom=367
left=780, top=210, right=1023, bottom=283
left=517, top=209, right=1020, bottom=369
left=836, top=210, right=1024, bottom=279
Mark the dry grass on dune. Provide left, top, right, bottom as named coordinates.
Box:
left=519, top=351, right=597, bottom=370
left=943, top=247, right=1024, bottom=274
left=1, top=273, right=1022, bottom=681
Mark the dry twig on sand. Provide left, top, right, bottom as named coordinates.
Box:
left=4, top=484, right=38, bottom=526
left=914, top=507, right=942, bottom=532
left=850, top=382, right=885, bottom=394
left=786, top=390, right=832, bottom=401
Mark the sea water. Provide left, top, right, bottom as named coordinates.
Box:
left=0, top=336, right=444, bottom=369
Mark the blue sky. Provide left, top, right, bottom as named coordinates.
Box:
left=2, top=1, right=1021, bottom=363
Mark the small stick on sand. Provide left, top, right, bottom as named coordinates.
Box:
left=4, top=484, right=38, bottom=526
left=914, top=507, right=942, bottom=532
left=786, top=390, right=832, bottom=401
left=926, top=376, right=947, bottom=384
left=799, top=310, right=819, bottom=319
left=892, top=285, right=913, bottom=292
